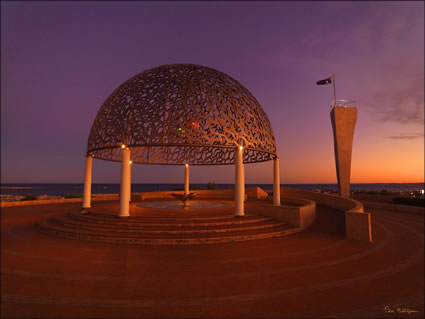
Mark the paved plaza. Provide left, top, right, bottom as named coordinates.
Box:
left=1, top=200, right=423, bottom=318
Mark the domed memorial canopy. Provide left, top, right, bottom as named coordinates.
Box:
left=87, top=64, right=276, bottom=165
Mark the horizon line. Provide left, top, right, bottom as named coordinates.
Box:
left=1, top=182, right=424, bottom=185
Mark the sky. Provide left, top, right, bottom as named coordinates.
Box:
left=1, top=1, right=424, bottom=184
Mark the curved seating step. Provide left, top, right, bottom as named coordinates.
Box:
left=73, top=211, right=269, bottom=225
left=36, top=209, right=300, bottom=245
left=37, top=220, right=300, bottom=245
left=85, top=211, right=244, bottom=221
left=47, top=216, right=287, bottom=235
left=62, top=213, right=273, bottom=228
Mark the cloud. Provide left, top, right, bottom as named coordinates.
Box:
left=255, top=2, right=424, bottom=130
left=363, top=76, right=424, bottom=126
left=386, top=134, right=424, bottom=140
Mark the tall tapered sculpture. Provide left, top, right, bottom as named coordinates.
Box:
left=330, top=106, right=357, bottom=198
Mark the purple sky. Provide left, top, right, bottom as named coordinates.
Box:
left=1, top=1, right=424, bottom=184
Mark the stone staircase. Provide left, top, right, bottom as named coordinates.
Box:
left=37, top=211, right=300, bottom=245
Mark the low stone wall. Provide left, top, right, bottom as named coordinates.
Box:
left=258, top=197, right=316, bottom=229
left=140, top=189, right=253, bottom=201
left=281, top=187, right=363, bottom=213
left=0, top=195, right=118, bottom=208
left=246, top=187, right=269, bottom=200
left=1, top=198, right=83, bottom=207
left=1, top=187, right=268, bottom=208
left=1, top=188, right=259, bottom=208
left=281, top=187, right=372, bottom=242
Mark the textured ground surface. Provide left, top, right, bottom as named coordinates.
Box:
left=1, top=199, right=423, bottom=318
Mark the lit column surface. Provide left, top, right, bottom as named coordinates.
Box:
left=273, top=157, right=281, bottom=206
left=128, top=160, right=132, bottom=202
left=119, top=148, right=131, bottom=217
left=184, top=164, right=189, bottom=196
left=82, top=155, right=92, bottom=209
left=234, top=146, right=245, bottom=217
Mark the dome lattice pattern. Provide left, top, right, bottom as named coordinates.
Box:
left=87, top=64, right=276, bottom=165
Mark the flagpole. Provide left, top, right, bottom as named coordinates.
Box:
left=333, top=74, right=336, bottom=108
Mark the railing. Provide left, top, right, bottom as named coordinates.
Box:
left=331, top=99, right=357, bottom=108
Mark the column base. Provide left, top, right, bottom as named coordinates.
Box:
left=234, top=210, right=245, bottom=217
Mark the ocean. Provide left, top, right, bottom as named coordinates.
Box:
left=1, top=183, right=424, bottom=196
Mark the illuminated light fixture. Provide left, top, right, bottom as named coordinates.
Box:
left=129, top=160, right=133, bottom=164
left=185, top=163, right=189, bottom=168
left=239, top=146, right=243, bottom=151
left=421, top=190, right=424, bottom=195
left=121, top=144, right=126, bottom=149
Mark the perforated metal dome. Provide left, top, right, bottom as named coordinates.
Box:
left=87, top=64, right=276, bottom=165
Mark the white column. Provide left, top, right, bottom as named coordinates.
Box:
left=184, top=163, right=190, bottom=196
left=128, top=160, right=132, bottom=202
left=273, top=157, right=281, bottom=206
left=119, top=147, right=131, bottom=217
left=234, top=146, right=245, bottom=217
left=82, top=155, right=92, bottom=209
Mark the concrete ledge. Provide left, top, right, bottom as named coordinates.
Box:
left=345, top=212, right=372, bottom=242
left=246, top=187, right=269, bottom=200
left=281, top=187, right=364, bottom=212
left=1, top=198, right=84, bottom=207
left=0, top=195, right=118, bottom=208
left=258, top=198, right=316, bottom=229
left=281, top=187, right=372, bottom=242
left=2, top=188, right=258, bottom=208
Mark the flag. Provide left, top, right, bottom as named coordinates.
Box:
left=316, top=76, right=332, bottom=85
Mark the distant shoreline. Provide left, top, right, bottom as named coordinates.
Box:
left=0, top=186, right=40, bottom=189
left=1, top=183, right=423, bottom=198
left=2, top=190, right=424, bottom=208
left=1, top=182, right=423, bottom=185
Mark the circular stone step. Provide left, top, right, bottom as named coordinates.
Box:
left=37, top=209, right=300, bottom=245
left=136, top=201, right=231, bottom=209
left=48, top=215, right=288, bottom=235
left=68, top=212, right=273, bottom=226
